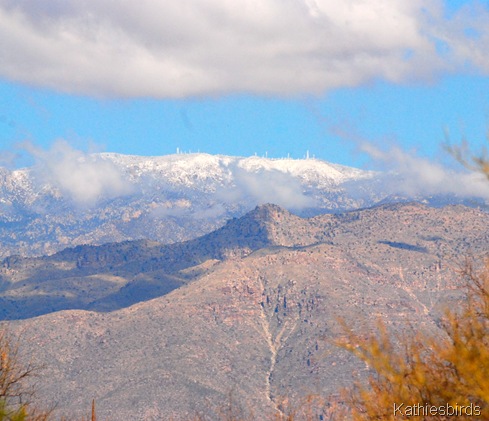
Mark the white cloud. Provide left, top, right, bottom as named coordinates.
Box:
left=217, top=166, right=316, bottom=210
left=24, top=140, right=134, bottom=206
left=359, top=142, right=489, bottom=199
left=150, top=200, right=226, bottom=220
left=0, top=0, right=485, bottom=97
left=193, top=203, right=226, bottom=219
left=427, top=2, right=489, bottom=73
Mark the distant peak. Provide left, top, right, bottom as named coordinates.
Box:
left=254, top=203, right=286, bottom=211
left=249, top=203, right=292, bottom=220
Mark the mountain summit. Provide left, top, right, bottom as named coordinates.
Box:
left=2, top=201, right=489, bottom=321
left=0, top=153, right=374, bottom=258
left=0, top=152, right=486, bottom=259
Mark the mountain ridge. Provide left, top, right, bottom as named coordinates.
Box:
left=0, top=153, right=377, bottom=259
left=1, top=201, right=488, bottom=321
left=2, top=151, right=487, bottom=259
left=6, top=200, right=489, bottom=419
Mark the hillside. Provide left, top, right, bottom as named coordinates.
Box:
left=5, top=202, right=489, bottom=419
left=0, top=153, right=377, bottom=259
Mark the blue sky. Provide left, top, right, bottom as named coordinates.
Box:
left=0, top=0, right=488, bottom=169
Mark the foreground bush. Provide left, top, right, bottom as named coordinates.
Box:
left=337, top=259, right=489, bottom=420
left=0, top=328, right=52, bottom=421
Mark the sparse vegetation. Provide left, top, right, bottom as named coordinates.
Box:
left=0, top=328, right=101, bottom=421
left=0, top=328, right=51, bottom=421
left=336, top=257, right=489, bottom=420
left=6, top=144, right=489, bottom=419
left=330, top=143, right=489, bottom=420
left=446, top=140, right=489, bottom=180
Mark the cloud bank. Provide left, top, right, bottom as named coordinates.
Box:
left=360, top=142, right=489, bottom=200
left=149, top=164, right=316, bottom=216
left=228, top=167, right=316, bottom=210
left=0, top=1, right=487, bottom=97
left=14, top=141, right=489, bottom=211
left=24, top=140, right=133, bottom=206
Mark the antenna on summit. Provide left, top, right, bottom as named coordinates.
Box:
left=306, top=150, right=309, bottom=159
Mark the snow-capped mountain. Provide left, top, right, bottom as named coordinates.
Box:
left=0, top=152, right=481, bottom=258
left=0, top=153, right=377, bottom=257
left=99, top=153, right=369, bottom=186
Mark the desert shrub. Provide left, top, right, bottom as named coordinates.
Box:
left=0, top=327, right=51, bottom=421
left=336, top=259, right=489, bottom=420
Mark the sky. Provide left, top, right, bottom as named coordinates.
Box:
left=0, top=0, right=488, bottom=171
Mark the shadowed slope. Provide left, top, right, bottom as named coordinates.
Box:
left=5, top=202, right=489, bottom=419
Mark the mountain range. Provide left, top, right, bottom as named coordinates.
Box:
left=1, top=152, right=482, bottom=259
left=5, top=201, right=489, bottom=419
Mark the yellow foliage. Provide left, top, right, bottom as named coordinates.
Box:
left=337, top=259, right=489, bottom=420
left=0, top=328, right=50, bottom=421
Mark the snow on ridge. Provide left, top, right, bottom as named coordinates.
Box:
left=0, top=152, right=374, bottom=206
left=98, top=153, right=233, bottom=187
left=96, top=152, right=371, bottom=186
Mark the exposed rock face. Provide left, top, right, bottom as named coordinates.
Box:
left=2, top=152, right=482, bottom=259
left=3, top=202, right=489, bottom=419
left=0, top=153, right=376, bottom=258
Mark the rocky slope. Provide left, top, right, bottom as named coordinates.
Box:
left=0, top=151, right=436, bottom=258
left=5, top=202, right=489, bottom=419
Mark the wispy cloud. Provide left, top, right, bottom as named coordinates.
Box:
left=217, top=166, right=316, bottom=210
left=150, top=200, right=226, bottom=220
left=358, top=142, right=489, bottom=200
left=429, top=2, right=489, bottom=73
left=23, top=140, right=134, bottom=206
left=13, top=140, right=489, bottom=212
left=0, top=1, right=487, bottom=97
